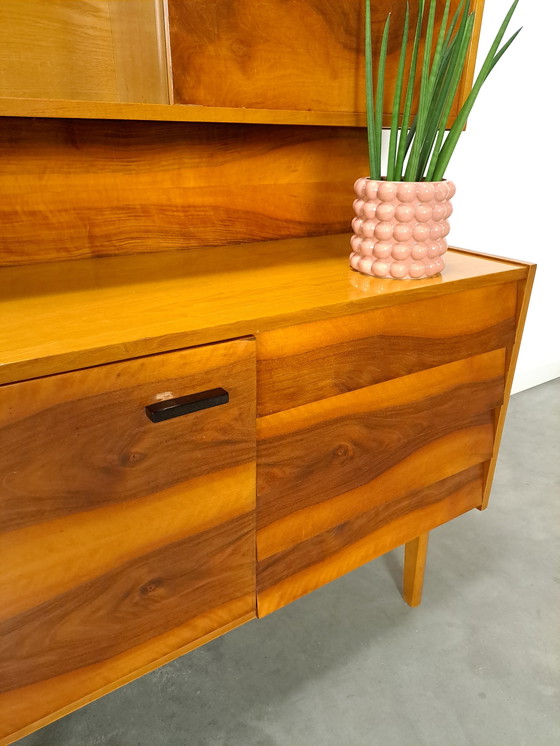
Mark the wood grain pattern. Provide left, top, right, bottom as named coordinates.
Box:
left=0, top=341, right=256, bottom=533
left=0, top=514, right=252, bottom=694
left=257, top=282, right=517, bottom=414
left=258, top=464, right=485, bottom=616
left=256, top=350, right=505, bottom=614
left=257, top=424, right=495, bottom=561
left=0, top=236, right=530, bottom=387
left=169, top=0, right=483, bottom=123
left=403, top=532, right=429, bottom=607
left=258, top=349, right=505, bottom=529
left=0, top=117, right=368, bottom=266
left=259, top=467, right=479, bottom=595
left=0, top=339, right=257, bottom=744
left=0, top=0, right=169, bottom=104
left=3, top=608, right=253, bottom=745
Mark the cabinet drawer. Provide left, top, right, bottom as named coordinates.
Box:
left=257, top=282, right=517, bottom=415
left=256, top=349, right=505, bottom=616
left=0, top=339, right=256, bottom=744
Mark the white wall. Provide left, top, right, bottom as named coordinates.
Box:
left=446, top=0, right=560, bottom=392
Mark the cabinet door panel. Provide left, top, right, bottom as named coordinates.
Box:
left=0, top=339, right=256, bottom=744
left=257, top=282, right=517, bottom=415
left=169, top=0, right=483, bottom=119
left=257, top=349, right=505, bottom=616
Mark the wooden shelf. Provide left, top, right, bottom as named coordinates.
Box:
left=0, top=233, right=529, bottom=386
left=0, top=97, right=367, bottom=128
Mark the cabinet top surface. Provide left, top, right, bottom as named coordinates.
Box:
left=0, top=233, right=530, bottom=386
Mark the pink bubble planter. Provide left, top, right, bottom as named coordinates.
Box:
left=350, top=178, right=456, bottom=280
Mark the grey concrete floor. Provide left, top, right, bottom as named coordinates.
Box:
left=17, top=380, right=560, bottom=746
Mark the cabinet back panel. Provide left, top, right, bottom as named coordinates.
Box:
left=0, top=118, right=368, bottom=266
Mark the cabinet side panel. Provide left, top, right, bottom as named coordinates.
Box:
left=481, top=269, right=536, bottom=508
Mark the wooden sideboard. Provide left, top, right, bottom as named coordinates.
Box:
left=0, top=234, right=534, bottom=744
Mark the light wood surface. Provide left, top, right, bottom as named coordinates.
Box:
left=0, top=117, right=368, bottom=265
left=0, top=236, right=529, bottom=386
left=403, top=533, right=429, bottom=607
left=256, top=349, right=505, bottom=615
left=0, top=0, right=169, bottom=104
left=258, top=282, right=517, bottom=414
left=0, top=339, right=257, bottom=744
left=107, top=0, right=170, bottom=104
left=169, top=0, right=483, bottom=122
left=481, top=263, right=537, bottom=509
left=0, top=97, right=369, bottom=127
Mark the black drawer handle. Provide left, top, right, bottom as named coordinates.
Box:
left=146, top=388, right=229, bottom=423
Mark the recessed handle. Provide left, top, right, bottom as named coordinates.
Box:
left=146, top=388, right=229, bottom=423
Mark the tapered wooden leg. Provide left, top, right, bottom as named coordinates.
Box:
left=403, top=532, right=429, bottom=607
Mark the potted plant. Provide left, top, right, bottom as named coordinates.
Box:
left=350, top=0, right=521, bottom=279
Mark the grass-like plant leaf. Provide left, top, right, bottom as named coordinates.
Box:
left=417, top=1, right=472, bottom=177
left=394, top=0, right=425, bottom=180
left=430, top=0, right=521, bottom=180
left=414, top=3, right=466, bottom=178
left=364, top=0, right=377, bottom=178
left=374, top=14, right=391, bottom=179
left=387, top=4, right=410, bottom=180
left=425, top=9, right=475, bottom=179
left=404, top=0, right=439, bottom=181
left=363, top=0, right=520, bottom=183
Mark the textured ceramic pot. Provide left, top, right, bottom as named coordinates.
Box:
left=350, top=178, right=455, bottom=279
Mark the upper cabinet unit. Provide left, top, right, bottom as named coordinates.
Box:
left=0, top=0, right=483, bottom=126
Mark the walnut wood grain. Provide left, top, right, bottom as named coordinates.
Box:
left=0, top=341, right=255, bottom=533
left=0, top=0, right=169, bottom=103
left=257, top=424, right=495, bottom=562
left=257, top=282, right=517, bottom=414
left=258, top=350, right=506, bottom=530
left=0, top=514, right=252, bottom=693
left=0, top=237, right=530, bottom=387
left=3, top=609, right=253, bottom=745
left=259, top=466, right=478, bottom=593
left=257, top=464, right=485, bottom=616
left=0, top=339, right=256, bottom=744
left=256, top=349, right=505, bottom=614
left=168, top=0, right=483, bottom=123
left=0, top=118, right=368, bottom=266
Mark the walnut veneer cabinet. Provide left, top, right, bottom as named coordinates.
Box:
left=0, top=234, right=533, bottom=744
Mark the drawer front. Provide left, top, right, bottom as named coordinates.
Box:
left=0, top=339, right=256, bottom=744
left=257, top=282, right=517, bottom=415
left=256, top=349, right=506, bottom=616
